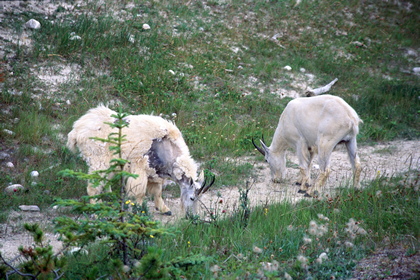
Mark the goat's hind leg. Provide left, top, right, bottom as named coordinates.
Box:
left=346, top=138, right=362, bottom=189
left=87, top=182, right=104, bottom=204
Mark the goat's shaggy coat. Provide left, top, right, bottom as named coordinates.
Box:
left=67, top=105, right=202, bottom=215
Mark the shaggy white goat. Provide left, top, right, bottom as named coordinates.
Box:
left=67, top=105, right=214, bottom=216
left=253, top=95, right=362, bottom=197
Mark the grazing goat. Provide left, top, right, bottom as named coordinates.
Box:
left=67, top=105, right=214, bottom=216
left=253, top=95, right=362, bottom=197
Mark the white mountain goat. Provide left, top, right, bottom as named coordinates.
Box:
left=253, top=95, right=362, bottom=197
left=67, top=105, right=214, bottom=216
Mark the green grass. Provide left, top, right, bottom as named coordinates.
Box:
left=155, top=172, right=419, bottom=279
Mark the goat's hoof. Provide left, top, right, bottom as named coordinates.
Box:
left=163, top=211, right=172, bottom=216
left=305, top=191, right=319, bottom=198
left=295, top=182, right=302, bottom=186
left=298, top=189, right=306, bottom=194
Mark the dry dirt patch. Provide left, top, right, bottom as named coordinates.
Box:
left=160, top=139, right=419, bottom=223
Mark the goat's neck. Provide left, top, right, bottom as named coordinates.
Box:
left=270, top=129, right=288, bottom=154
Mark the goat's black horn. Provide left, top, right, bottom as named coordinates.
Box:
left=252, top=137, right=265, bottom=156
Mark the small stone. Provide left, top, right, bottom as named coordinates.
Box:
left=5, top=162, right=14, bottom=168
left=3, top=129, right=14, bottom=135
left=142, top=23, right=150, bottom=30
left=0, top=152, right=10, bottom=160
left=19, top=205, right=40, bottom=211
left=25, top=19, right=41, bottom=29
left=413, top=67, right=420, bottom=74
left=30, top=170, right=39, bottom=177
left=283, top=65, right=292, bottom=71
left=5, top=184, right=25, bottom=193
left=128, top=34, right=135, bottom=43
left=69, top=34, right=81, bottom=40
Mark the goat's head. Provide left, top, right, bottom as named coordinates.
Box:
left=178, top=171, right=215, bottom=218
left=147, top=137, right=215, bottom=217
left=252, top=136, right=286, bottom=183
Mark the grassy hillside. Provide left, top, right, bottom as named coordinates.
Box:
left=0, top=1, right=419, bottom=278
left=0, top=0, right=419, bottom=213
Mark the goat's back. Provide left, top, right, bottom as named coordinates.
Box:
left=279, top=95, right=361, bottom=145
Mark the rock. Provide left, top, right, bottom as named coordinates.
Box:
left=69, top=32, right=81, bottom=40
left=142, top=23, right=150, bottom=30
left=5, top=184, right=25, bottom=193
left=30, top=170, right=39, bottom=177
left=5, top=162, right=14, bottom=168
left=3, top=129, right=14, bottom=135
left=128, top=34, right=135, bottom=43
left=25, top=19, right=41, bottom=29
left=413, top=67, right=420, bottom=74
left=19, top=205, right=40, bottom=212
left=0, top=152, right=11, bottom=160
left=283, top=65, right=292, bottom=71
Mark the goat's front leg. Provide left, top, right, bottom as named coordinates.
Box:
left=306, top=168, right=330, bottom=197
left=297, top=167, right=311, bottom=193
left=296, top=143, right=314, bottom=193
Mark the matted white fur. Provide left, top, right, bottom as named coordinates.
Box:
left=67, top=105, right=203, bottom=216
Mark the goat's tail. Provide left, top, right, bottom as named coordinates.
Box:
left=66, top=130, right=78, bottom=152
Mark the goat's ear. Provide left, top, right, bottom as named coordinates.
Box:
left=252, top=137, right=266, bottom=156
left=260, top=139, right=269, bottom=153
left=198, top=170, right=205, bottom=182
